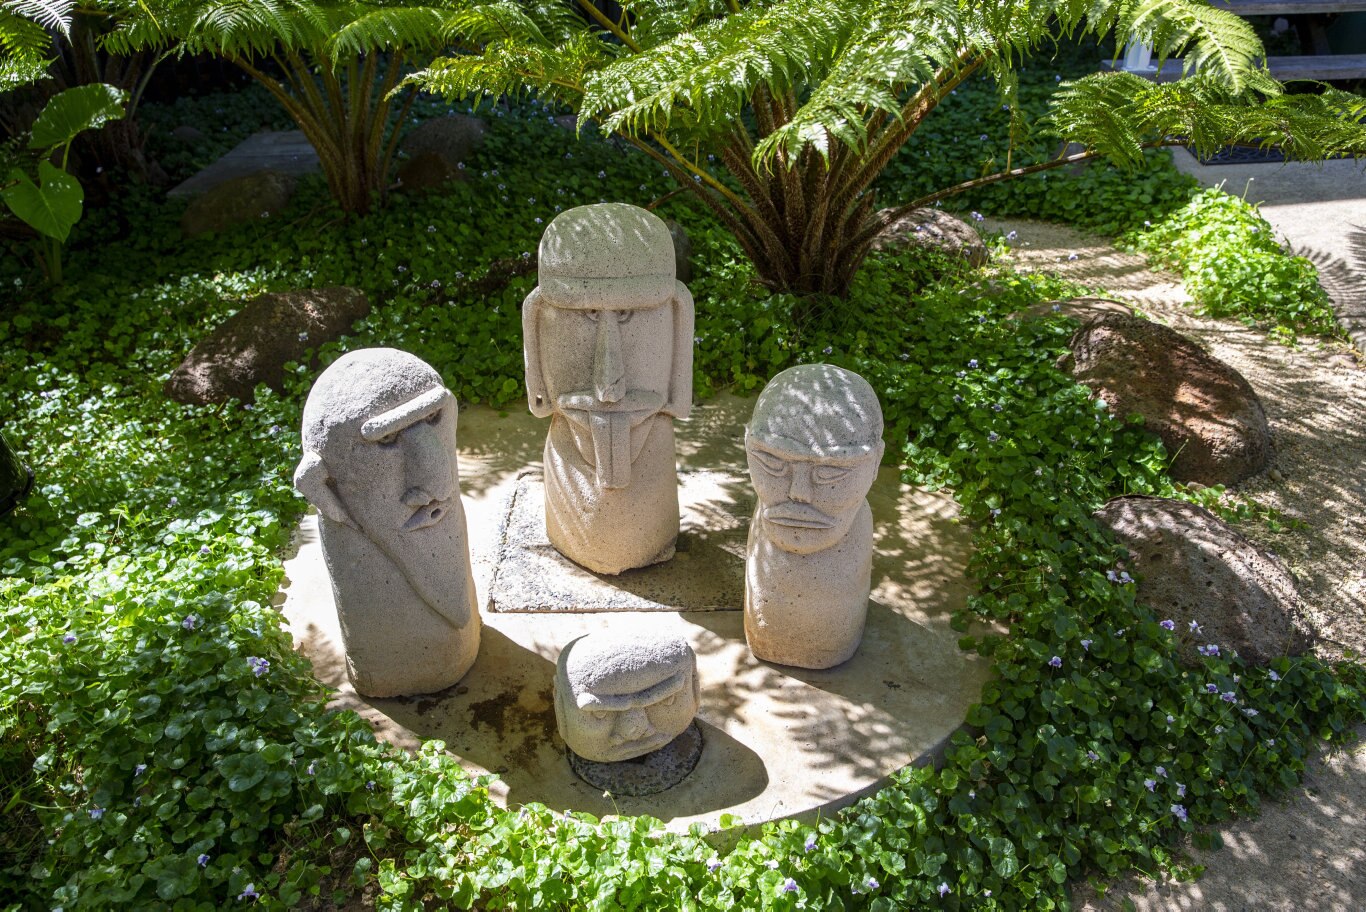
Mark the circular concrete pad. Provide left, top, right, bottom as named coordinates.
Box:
left=569, top=722, right=704, bottom=797
left=280, top=397, right=992, bottom=834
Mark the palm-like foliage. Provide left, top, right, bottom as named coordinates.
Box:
left=106, top=0, right=469, bottom=214
left=415, top=0, right=1366, bottom=297
left=1, top=0, right=76, bottom=89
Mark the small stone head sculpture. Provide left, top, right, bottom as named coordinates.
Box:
left=523, top=203, right=695, bottom=574
left=295, top=348, right=479, bottom=696
left=743, top=364, right=885, bottom=669
left=746, top=364, right=885, bottom=555
left=554, top=631, right=700, bottom=763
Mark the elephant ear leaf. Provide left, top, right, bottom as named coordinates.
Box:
left=3, top=161, right=84, bottom=242
left=29, top=83, right=127, bottom=150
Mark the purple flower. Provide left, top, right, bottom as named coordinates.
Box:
left=1199, top=644, right=1221, bottom=658
left=1171, top=803, right=1188, bottom=822
left=1221, top=692, right=1237, bottom=704
left=1086, top=750, right=1099, bottom=761
left=1206, top=683, right=1219, bottom=694
left=1005, top=230, right=1018, bottom=241
left=1081, top=639, right=1092, bottom=651
left=246, top=657, right=269, bottom=677
left=199, top=545, right=210, bottom=556
left=968, top=359, right=979, bottom=368
left=1048, top=656, right=1062, bottom=668
left=706, top=858, right=722, bottom=872
left=89, top=807, right=104, bottom=819
left=1177, top=783, right=1186, bottom=797
left=1067, top=253, right=1078, bottom=261
left=182, top=614, right=199, bottom=631
left=866, top=877, right=879, bottom=890
left=1189, top=620, right=1202, bottom=634
left=168, top=496, right=178, bottom=507
left=822, top=346, right=833, bottom=355
left=238, top=883, right=259, bottom=901
left=1243, top=708, right=1259, bottom=717
left=1160, top=619, right=1175, bottom=631
left=804, top=835, right=817, bottom=852
left=1144, top=779, right=1156, bottom=791
left=198, top=853, right=210, bottom=867
left=988, top=432, right=1000, bottom=443
left=1156, top=766, right=1167, bottom=778
left=306, top=761, right=317, bottom=776
left=134, top=763, right=147, bottom=777
left=781, top=878, right=798, bottom=894
left=1166, top=714, right=1175, bottom=724
left=63, top=634, right=77, bottom=645
left=1268, top=670, right=1280, bottom=682
left=938, top=882, right=950, bottom=897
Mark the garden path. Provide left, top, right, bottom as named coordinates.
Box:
left=982, top=216, right=1366, bottom=911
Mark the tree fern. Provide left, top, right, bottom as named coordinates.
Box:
left=1, top=0, right=75, bottom=88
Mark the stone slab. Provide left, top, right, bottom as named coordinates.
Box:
left=169, top=130, right=321, bottom=198
left=489, top=470, right=750, bottom=613
left=279, top=397, right=992, bottom=835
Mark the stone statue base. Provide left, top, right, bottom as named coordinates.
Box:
left=567, top=722, right=703, bottom=797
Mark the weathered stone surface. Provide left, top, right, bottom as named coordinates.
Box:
left=295, top=348, right=480, bottom=697
left=554, top=631, right=699, bottom=763
left=666, top=219, right=693, bottom=284
left=180, top=169, right=295, bottom=237
left=524, top=203, right=694, bottom=575
left=1014, top=296, right=1134, bottom=322
left=744, top=364, right=885, bottom=669
left=1096, top=495, right=1314, bottom=665
left=871, top=207, right=988, bottom=267
left=568, top=722, right=703, bottom=796
left=399, top=115, right=486, bottom=175
left=1059, top=313, right=1272, bottom=485
left=165, top=286, right=369, bottom=405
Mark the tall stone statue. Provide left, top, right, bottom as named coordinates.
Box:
left=523, top=203, right=695, bottom=575
left=554, top=631, right=700, bottom=763
left=743, top=364, right=885, bottom=669
left=295, top=348, right=480, bottom=697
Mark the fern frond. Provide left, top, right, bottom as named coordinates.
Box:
left=326, top=6, right=462, bottom=59
left=4, top=0, right=74, bottom=36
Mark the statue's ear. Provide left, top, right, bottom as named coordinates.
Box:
left=664, top=280, right=695, bottom=420
left=522, top=287, right=553, bottom=418
left=294, top=451, right=356, bottom=528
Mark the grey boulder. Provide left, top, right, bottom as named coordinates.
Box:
left=165, top=286, right=370, bottom=405
left=1096, top=495, right=1314, bottom=666
left=1013, top=296, right=1134, bottom=322
left=396, top=115, right=486, bottom=191
left=870, top=207, right=987, bottom=268
left=1059, top=313, right=1271, bottom=486
left=180, top=170, right=295, bottom=238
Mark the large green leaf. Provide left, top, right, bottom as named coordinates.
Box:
left=28, top=83, right=127, bottom=150
left=2, top=161, right=84, bottom=241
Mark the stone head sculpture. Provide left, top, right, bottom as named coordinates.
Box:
left=523, top=203, right=694, bottom=575
left=295, top=348, right=480, bottom=697
left=554, top=631, right=700, bottom=763
left=743, top=364, right=885, bottom=669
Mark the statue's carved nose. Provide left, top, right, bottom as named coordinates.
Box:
left=594, top=312, right=626, bottom=403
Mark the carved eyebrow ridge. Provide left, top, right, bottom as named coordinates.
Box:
left=575, top=670, right=686, bottom=711
left=361, top=387, right=453, bottom=442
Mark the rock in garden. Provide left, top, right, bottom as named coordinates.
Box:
left=870, top=207, right=987, bottom=267
left=398, top=115, right=486, bottom=182
left=180, top=169, right=296, bottom=237
left=1095, top=495, right=1315, bottom=665
left=171, top=125, right=205, bottom=143
left=666, top=219, right=693, bottom=284
left=1013, top=296, right=1134, bottom=322
left=1059, top=313, right=1271, bottom=486
left=396, top=153, right=464, bottom=193
left=165, top=286, right=369, bottom=405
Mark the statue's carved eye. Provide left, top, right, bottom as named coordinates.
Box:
left=425, top=409, right=442, bottom=426
left=616, top=310, right=632, bottom=324
left=751, top=450, right=787, bottom=477
left=661, top=694, right=678, bottom=707
left=814, top=465, right=851, bottom=484
left=377, top=431, right=400, bottom=447
left=584, top=309, right=600, bottom=322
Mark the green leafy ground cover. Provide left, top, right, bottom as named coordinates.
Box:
left=2, top=77, right=1362, bottom=910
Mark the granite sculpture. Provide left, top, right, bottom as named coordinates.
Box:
left=743, top=364, right=885, bottom=669
left=523, top=203, right=695, bottom=575
left=554, top=631, right=700, bottom=763
left=295, top=348, right=480, bottom=697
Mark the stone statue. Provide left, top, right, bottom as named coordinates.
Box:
left=554, top=631, right=699, bottom=763
left=743, top=364, right=885, bottom=669
left=523, top=203, right=694, bottom=575
left=294, top=348, right=480, bottom=697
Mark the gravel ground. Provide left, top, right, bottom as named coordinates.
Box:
left=985, top=218, right=1366, bottom=912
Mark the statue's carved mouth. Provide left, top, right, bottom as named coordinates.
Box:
left=403, top=499, right=451, bottom=532
left=764, top=503, right=836, bottom=529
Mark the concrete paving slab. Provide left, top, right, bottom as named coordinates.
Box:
left=489, top=470, right=750, bottom=613
left=1170, top=150, right=1366, bottom=352
left=278, top=395, right=991, bottom=834
left=168, top=130, right=320, bottom=198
